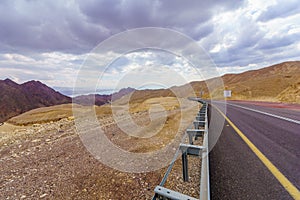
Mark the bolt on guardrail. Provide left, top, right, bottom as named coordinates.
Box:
left=152, top=98, right=210, bottom=200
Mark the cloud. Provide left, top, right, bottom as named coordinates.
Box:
left=85, top=49, right=204, bottom=90
left=0, top=52, right=82, bottom=87
left=0, top=0, right=112, bottom=54
left=256, top=34, right=296, bottom=50
left=258, top=0, right=300, bottom=22
left=0, top=0, right=244, bottom=54
left=0, top=0, right=299, bottom=93
left=199, top=0, right=300, bottom=70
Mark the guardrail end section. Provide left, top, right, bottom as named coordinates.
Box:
left=154, top=186, right=199, bottom=200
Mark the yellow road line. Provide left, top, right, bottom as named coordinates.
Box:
left=214, top=105, right=300, bottom=200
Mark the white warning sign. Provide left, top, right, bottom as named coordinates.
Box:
left=224, top=90, right=232, bottom=97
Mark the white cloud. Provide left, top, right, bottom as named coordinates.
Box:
left=71, top=48, right=215, bottom=91
left=0, top=52, right=83, bottom=88
left=0, top=0, right=299, bottom=94
left=217, top=64, right=261, bottom=75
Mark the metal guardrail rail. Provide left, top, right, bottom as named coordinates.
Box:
left=152, top=98, right=210, bottom=200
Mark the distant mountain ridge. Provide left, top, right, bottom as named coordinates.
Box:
left=114, top=61, right=300, bottom=104
left=0, top=79, right=71, bottom=122
left=73, top=87, right=135, bottom=106
left=1, top=61, right=299, bottom=123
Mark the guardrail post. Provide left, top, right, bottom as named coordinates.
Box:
left=196, top=116, right=205, bottom=121
left=193, top=120, right=205, bottom=129
left=186, top=129, right=205, bottom=144
left=182, top=152, right=189, bottom=182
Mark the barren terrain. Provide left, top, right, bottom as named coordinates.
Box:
left=0, top=97, right=202, bottom=199
left=187, top=61, right=300, bottom=103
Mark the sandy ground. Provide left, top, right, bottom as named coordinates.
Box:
left=0, top=98, right=202, bottom=199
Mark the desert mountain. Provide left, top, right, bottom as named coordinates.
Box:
left=77, top=61, right=300, bottom=105
left=1, top=61, right=299, bottom=122
left=118, top=61, right=300, bottom=104
left=184, top=61, right=300, bottom=103
left=0, top=79, right=71, bottom=122
left=73, top=87, right=136, bottom=106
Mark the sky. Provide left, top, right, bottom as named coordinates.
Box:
left=0, top=0, right=299, bottom=95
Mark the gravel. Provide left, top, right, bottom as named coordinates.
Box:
left=1, top=109, right=202, bottom=199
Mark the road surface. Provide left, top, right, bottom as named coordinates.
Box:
left=208, top=101, right=300, bottom=200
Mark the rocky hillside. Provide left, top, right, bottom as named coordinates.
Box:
left=1, top=61, right=298, bottom=122
left=0, top=79, right=71, bottom=122
left=114, top=61, right=300, bottom=104
left=185, top=61, right=300, bottom=103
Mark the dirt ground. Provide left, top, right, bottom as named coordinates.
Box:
left=0, top=98, right=202, bottom=199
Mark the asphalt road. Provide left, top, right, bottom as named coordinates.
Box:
left=208, top=101, right=300, bottom=200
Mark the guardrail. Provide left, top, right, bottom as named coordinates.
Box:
left=152, top=98, right=210, bottom=200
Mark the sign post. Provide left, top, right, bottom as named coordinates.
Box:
left=200, top=90, right=203, bottom=98
left=224, top=90, right=232, bottom=98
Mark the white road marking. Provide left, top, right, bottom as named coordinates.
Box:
left=226, top=102, right=300, bottom=125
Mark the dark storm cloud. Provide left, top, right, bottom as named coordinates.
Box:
left=78, top=0, right=244, bottom=39
left=0, top=0, right=244, bottom=54
left=0, top=0, right=108, bottom=54
left=0, top=1, right=76, bottom=53
left=0, top=0, right=299, bottom=88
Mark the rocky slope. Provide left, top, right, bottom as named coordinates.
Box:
left=185, top=61, right=300, bottom=103
left=0, top=79, right=71, bottom=123
left=115, top=61, right=300, bottom=104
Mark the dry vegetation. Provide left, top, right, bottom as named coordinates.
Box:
left=7, top=104, right=75, bottom=125
left=276, top=82, right=300, bottom=103
left=187, top=61, right=300, bottom=103
left=1, top=95, right=202, bottom=199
